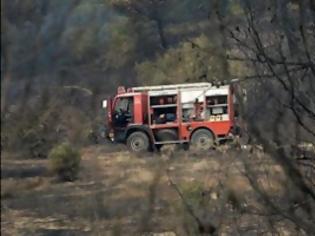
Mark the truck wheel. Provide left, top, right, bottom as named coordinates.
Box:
left=127, top=131, right=150, bottom=153
left=191, top=129, right=214, bottom=151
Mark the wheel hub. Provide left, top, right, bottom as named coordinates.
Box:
left=131, top=137, right=144, bottom=151
left=196, top=135, right=212, bottom=150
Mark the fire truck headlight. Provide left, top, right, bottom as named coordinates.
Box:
left=187, top=126, right=192, bottom=131
left=102, top=100, right=107, bottom=108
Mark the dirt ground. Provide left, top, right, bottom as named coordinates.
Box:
left=0, top=144, right=302, bottom=236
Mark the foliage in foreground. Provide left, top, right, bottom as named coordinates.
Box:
left=48, top=143, right=81, bottom=181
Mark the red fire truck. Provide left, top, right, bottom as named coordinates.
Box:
left=102, top=82, right=238, bottom=152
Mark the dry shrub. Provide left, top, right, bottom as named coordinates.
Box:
left=48, top=143, right=81, bottom=181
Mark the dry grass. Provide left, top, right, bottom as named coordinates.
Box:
left=1, top=144, right=311, bottom=235
left=1, top=177, right=46, bottom=199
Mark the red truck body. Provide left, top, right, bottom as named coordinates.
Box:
left=104, top=83, right=237, bottom=152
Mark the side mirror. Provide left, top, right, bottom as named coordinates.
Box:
left=102, top=100, right=107, bottom=108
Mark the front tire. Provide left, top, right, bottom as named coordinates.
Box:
left=191, top=129, right=214, bottom=151
left=127, top=131, right=150, bottom=153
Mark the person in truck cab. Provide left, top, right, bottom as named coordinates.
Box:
left=114, top=97, right=133, bottom=126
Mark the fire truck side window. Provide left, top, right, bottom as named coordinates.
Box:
left=150, top=95, right=177, bottom=124
left=206, top=95, right=228, bottom=116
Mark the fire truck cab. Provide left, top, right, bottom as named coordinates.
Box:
left=103, top=82, right=237, bottom=152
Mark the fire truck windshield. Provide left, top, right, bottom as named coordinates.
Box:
left=114, top=97, right=132, bottom=113
left=113, top=97, right=133, bottom=125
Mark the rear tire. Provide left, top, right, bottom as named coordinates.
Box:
left=191, top=129, right=214, bottom=151
left=127, top=131, right=150, bottom=153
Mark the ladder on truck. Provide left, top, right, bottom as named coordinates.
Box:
left=131, top=79, right=240, bottom=93
left=131, top=82, right=212, bottom=93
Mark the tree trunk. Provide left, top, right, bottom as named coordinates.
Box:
left=155, top=18, right=167, bottom=50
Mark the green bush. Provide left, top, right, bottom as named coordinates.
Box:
left=48, top=143, right=81, bottom=181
